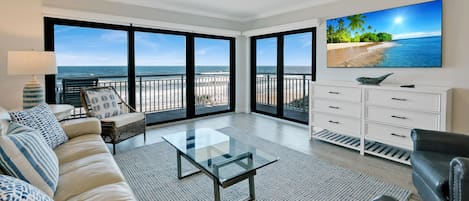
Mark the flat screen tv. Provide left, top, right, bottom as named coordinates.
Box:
left=326, top=0, right=442, bottom=68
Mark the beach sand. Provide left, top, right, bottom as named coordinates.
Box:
left=327, top=42, right=396, bottom=67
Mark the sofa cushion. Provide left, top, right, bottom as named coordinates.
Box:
left=411, top=151, right=455, bottom=199
left=0, top=174, right=53, bottom=201
left=54, top=153, right=125, bottom=201
left=61, top=118, right=101, bottom=139
left=101, top=112, right=145, bottom=128
left=9, top=103, right=68, bottom=149
left=0, top=122, right=59, bottom=197
left=65, top=182, right=135, bottom=201
left=84, top=88, right=122, bottom=119
left=54, top=134, right=109, bottom=165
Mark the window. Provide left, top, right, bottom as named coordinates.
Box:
left=45, top=18, right=235, bottom=125
left=251, top=28, right=316, bottom=123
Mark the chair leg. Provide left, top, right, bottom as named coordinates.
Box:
left=113, top=143, right=116, bottom=155
left=143, top=129, right=147, bottom=144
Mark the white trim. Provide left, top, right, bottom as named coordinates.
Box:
left=242, top=19, right=320, bottom=37
left=42, top=7, right=242, bottom=37
left=106, top=0, right=246, bottom=22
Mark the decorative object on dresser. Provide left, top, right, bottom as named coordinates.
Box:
left=356, top=73, right=393, bottom=85
left=309, top=81, right=452, bottom=164
left=7, top=51, right=57, bottom=109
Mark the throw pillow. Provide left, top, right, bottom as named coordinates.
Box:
left=9, top=103, right=68, bottom=149
left=0, top=107, right=10, bottom=136
left=0, top=122, right=59, bottom=197
left=0, top=175, right=53, bottom=201
left=84, top=87, right=122, bottom=119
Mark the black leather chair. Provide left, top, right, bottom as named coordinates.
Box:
left=411, top=129, right=469, bottom=201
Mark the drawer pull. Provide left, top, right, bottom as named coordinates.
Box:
left=390, top=133, right=407, bottom=138
left=328, top=106, right=340, bottom=109
left=391, top=97, right=408, bottom=101
left=328, top=120, right=340, bottom=124
left=328, top=91, right=341, bottom=95
left=391, top=115, right=407, bottom=120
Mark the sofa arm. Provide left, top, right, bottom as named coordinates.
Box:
left=411, top=129, right=469, bottom=155
left=61, top=118, right=101, bottom=139
left=450, top=157, right=469, bottom=201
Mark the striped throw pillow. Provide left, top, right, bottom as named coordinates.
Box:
left=0, top=175, right=53, bottom=201
left=0, top=122, right=59, bottom=197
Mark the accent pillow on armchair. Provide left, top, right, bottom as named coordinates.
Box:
left=83, top=87, right=122, bottom=119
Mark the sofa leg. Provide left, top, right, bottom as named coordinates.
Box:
left=113, top=144, right=116, bottom=155
left=144, top=130, right=147, bottom=144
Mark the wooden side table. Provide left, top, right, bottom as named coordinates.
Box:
left=48, top=104, right=74, bottom=121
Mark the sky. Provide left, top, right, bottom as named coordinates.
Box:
left=54, top=25, right=229, bottom=66
left=327, top=0, right=442, bottom=40
left=256, top=32, right=313, bottom=66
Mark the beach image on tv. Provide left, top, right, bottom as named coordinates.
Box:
left=327, top=0, right=442, bottom=68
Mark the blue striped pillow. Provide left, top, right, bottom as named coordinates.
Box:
left=0, top=122, right=59, bottom=197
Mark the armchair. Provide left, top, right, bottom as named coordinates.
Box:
left=411, top=129, right=469, bottom=201
left=81, top=86, right=146, bottom=154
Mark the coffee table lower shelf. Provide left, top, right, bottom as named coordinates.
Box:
left=176, top=150, right=256, bottom=201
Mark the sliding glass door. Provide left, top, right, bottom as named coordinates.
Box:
left=254, top=37, right=278, bottom=115
left=135, top=31, right=187, bottom=122
left=283, top=32, right=313, bottom=122
left=251, top=28, right=316, bottom=123
left=45, top=17, right=235, bottom=125
left=194, top=37, right=232, bottom=115
left=52, top=24, right=128, bottom=118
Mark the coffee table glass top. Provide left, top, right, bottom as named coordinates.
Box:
left=162, top=128, right=278, bottom=183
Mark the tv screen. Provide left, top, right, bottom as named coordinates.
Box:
left=326, top=0, right=442, bottom=68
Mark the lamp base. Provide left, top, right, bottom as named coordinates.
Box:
left=23, top=76, right=44, bottom=109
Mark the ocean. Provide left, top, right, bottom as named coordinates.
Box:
left=379, top=36, right=442, bottom=67
left=57, top=65, right=312, bottom=80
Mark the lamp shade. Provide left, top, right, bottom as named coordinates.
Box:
left=7, top=51, right=57, bottom=75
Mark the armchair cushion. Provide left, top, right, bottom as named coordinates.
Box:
left=61, top=118, right=101, bottom=139
left=101, top=112, right=145, bottom=128
left=83, top=88, right=122, bottom=119
left=411, top=151, right=456, bottom=200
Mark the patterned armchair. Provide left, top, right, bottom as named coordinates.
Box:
left=80, top=86, right=146, bottom=154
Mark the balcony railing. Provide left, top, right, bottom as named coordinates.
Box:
left=56, top=73, right=310, bottom=119
left=256, top=73, right=311, bottom=112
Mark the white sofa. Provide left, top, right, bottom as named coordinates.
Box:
left=54, top=118, right=136, bottom=201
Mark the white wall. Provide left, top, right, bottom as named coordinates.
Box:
left=0, top=0, right=44, bottom=109
left=246, top=0, right=469, bottom=133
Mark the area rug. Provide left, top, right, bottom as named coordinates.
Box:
left=114, top=127, right=411, bottom=201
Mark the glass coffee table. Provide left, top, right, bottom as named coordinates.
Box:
left=162, top=128, right=278, bottom=201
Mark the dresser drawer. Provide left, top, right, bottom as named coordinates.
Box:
left=366, top=106, right=439, bottom=130
left=313, top=85, right=361, bottom=102
left=365, top=123, right=413, bottom=149
left=311, top=113, right=360, bottom=137
left=311, top=99, right=361, bottom=118
left=367, top=89, right=440, bottom=112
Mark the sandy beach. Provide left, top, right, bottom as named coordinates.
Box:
left=327, top=42, right=397, bottom=67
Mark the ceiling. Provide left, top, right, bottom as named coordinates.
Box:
left=105, top=0, right=340, bottom=22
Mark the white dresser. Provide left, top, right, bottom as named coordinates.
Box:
left=309, top=81, right=452, bottom=164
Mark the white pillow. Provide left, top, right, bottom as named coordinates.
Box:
left=0, top=107, right=10, bottom=136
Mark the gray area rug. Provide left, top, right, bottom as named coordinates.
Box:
left=114, top=127, right=411, bottom=201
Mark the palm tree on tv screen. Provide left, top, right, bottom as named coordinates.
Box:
left=347, top=14, right=366, bottom=31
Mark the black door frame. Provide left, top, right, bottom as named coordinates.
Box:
left=44, top=17, right=236, bottom=125
left=250, top=27, right=317, bottom=124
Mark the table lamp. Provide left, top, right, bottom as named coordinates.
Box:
left=7, top=51, right=57, bottom=109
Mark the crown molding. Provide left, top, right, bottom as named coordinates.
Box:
left=42, top=7, right=242, bottom=37
left=242, top=19, right=320, bottom=37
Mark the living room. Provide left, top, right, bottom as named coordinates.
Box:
left=1, top=0, right=468, bottom=200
